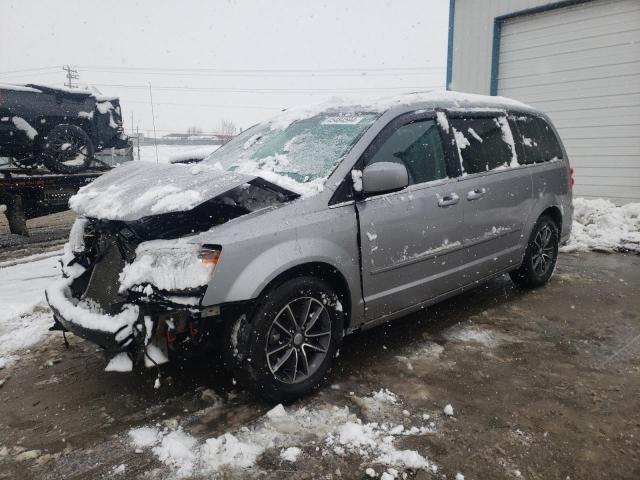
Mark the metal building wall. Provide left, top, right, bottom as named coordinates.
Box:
left=448, top=0, right=640, bottom=204
left=448, top=0, right=553, bottom=94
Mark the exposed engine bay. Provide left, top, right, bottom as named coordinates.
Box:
left=47, top=178, right=297, bottom=371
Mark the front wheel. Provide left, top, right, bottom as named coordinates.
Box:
left=510, top=215, right=559, bottom=288
left=234, top=277, right=344, bottom=403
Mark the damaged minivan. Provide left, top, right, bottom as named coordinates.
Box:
left=46, top=92, right=572, bottom=402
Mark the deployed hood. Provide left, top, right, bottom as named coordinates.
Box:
left=69, top=162, right=257, bottom=221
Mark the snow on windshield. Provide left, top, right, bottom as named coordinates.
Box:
left=202, top=91, right=529, bottom=196
left=203, top=111, right=378, bottom=196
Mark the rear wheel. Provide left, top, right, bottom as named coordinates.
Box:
left=233, top=276, right=344, bottom=403
left=510, top=215, right=559, bottom=288
left=41, top=124, right=94, bottom=174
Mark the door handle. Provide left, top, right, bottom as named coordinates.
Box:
left=437, top=192, right=460, bottom=207
left=467, top=188, right=486, bottom=200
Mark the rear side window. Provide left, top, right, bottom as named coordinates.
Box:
left=449, top=116, right=517, bottom=175
left=512, top=115, right=563, bottom=164
left=365, top=119, right=447, bottom=185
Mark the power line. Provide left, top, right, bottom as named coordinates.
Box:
left=0, top=71, right=63, bottom=80
left=123, top=99, right=280, bottom=110
left=93, top=83, right=443, bottom=94
left=78, top=68, right=444, bottom=78
left=77, top=64, right=443, bottom=74
left=0, top=66, right=61, bottom=75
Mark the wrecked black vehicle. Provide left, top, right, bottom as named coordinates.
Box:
left=0, top=83, right=130, bottom=173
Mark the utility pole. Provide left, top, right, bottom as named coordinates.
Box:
left=62, top=65, right=79, bottom=88
left=148, top=82, right=159, bottom=164
left=136, top=126, right=141, bottom=162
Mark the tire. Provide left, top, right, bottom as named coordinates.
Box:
left=232, top=276, right=344, bottom=403
left=510, top=215, right=559, bottom=289
left=41, top=124, right=94, bottom=174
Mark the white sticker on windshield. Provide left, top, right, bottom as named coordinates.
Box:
left=321, top=114, right=365, bottom=125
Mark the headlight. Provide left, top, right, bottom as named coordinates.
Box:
left=197, top=248, right=221, bottom=265
left=119, top=243, right=221, bottom=293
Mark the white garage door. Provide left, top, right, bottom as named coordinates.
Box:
left=497, top=0, right=640, bottom=204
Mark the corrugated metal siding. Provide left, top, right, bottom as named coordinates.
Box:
left=449, top=0, right=551, bottom=94
left=497, top=0, right=640, bottom=203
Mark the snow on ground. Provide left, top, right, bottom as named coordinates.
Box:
left=128, top=389, right=438, bottom=478
left=561, top=198, right=640, bottom=253
left=135, top=144, right=219, bottom=164
left=0, top=252, right=61, bottom=367
left=443, top=324, right=513, bottom=349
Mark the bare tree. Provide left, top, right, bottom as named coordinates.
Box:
left=216, top=119, right=238, bottom=136
left=186, top=126, right=203, bottom=135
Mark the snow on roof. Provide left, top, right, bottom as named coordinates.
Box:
left=268, top=90, right=534, bottom=130
left=0, top=83, right=43, bottom=93
left=0, top=83, right=120, bottom=102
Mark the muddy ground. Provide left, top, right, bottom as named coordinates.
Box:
left=0, top=210, right=74, bottom=262
left=0, top=213, right=638, bottom=480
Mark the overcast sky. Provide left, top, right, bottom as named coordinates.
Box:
left=0, top=0, right=449, bottom=137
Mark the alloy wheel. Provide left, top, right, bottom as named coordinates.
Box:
left=532, top=224, right=555, bottom=275
left=265, top=296, right=332, bottom=384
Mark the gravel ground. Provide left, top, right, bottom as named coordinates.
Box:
left=0, top=250, right=638, bottom=479
left=0, top=210, right=75, bottom=262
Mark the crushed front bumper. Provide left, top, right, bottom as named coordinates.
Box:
left=47, top=295, right=125, bottom=353
left=45, top=277, right=220, bottom=364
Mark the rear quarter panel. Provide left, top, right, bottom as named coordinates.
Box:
left=524, top=159, right=572, bottom=246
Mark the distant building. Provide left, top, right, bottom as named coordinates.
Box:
left=160, top=133, right=233, bottom=145
left=447, top=0, right=640, bottom=203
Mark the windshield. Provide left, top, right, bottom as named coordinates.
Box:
left=203, top=112, right=378, bottom=192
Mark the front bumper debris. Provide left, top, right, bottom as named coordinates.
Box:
left=45, top=275, right=220, bottom=370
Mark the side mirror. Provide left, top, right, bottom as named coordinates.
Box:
left=361, top=162, right=409, bottom=195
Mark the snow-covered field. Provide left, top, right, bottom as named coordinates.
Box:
left=134, top=144, right=219, bottom=164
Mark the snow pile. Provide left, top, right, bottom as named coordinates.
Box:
left=128, top=390, right=436, bottom=478
left=0, top=310, right=53, bottom=369
left=119, top=240, right=215, bottom=292
left=280, top=446, right=302, bottom=462
left=561, top=198, right=640, bottom=253
left=444, top=324, right=512, bottom=349
left=0, top=253, right=61, bottom=367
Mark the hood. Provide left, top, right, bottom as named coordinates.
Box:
left=70, top=162, right=257, bottom=221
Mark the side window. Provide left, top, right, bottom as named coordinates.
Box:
left=449, top=116, right=516, bottom=174
left=512, top=114, right=563, bottom=164
left=364, top=119, right=447, bottom=185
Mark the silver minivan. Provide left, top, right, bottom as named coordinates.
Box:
left=46, top=92, right=572, bottom=402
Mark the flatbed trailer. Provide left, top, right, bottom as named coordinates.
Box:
left=0, top=166, right=110, bottom=235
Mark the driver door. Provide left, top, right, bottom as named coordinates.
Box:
left=355, top=112, right=465, bottom=321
